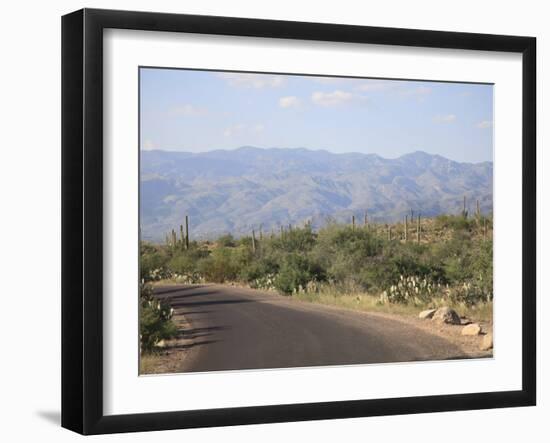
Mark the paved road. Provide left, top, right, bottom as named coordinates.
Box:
left=154, top=284, right=465, bottom=373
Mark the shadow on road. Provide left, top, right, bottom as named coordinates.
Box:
left=165, top=290, right=221, bottom=301
left=170, top=298, right=254, bottom=308
left=165, top=339, right=219, bottom=351
left=180, top=310, right=213, bottom=315
left=154, top=285, right=209, bottom=296
left=180, top=325, right=228, bottom=340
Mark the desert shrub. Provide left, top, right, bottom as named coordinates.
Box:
left=355, top=242, right=445, bottom=292
left=443, top=280, right=492, bottom=306
left=311, top=225, right=383, bottom=289
left=273, top=253, right=325, bottom=294
left=217, top=233, right=236, bottom=247
left=197, top=246, right=251, bottom=283
left=239, top=257, right=279, bottom=282
left=139, top=283, right=177, bottom=353
left=381, top=275, right=441, bottom=305
left=270, top=226, right=317, bottom=253
left=471, top=239, right=493, bottom=293
left=166, top=247, right=209, bottom=275
left=143, top=214, right=493, bottom=306
left=437, top=234, right=491, bottom=284
left=140, top=243, right=169, bottom=281
left=434, top=214, right=474, bottom=232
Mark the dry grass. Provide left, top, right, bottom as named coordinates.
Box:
left=291, top=286, right=492, bottom=324
left=139, top=354, right=159, bottom=374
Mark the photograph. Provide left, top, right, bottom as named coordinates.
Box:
left=138, top=68, right=494, bottom=375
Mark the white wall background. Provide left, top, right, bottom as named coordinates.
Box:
left=0, top=0, right=546, bottom=441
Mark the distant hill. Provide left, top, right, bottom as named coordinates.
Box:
left=140, top=147, right=493, bottom=241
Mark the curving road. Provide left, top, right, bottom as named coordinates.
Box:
left=154, top=284, right=466, bottom=373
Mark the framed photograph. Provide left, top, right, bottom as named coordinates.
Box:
left=61, top=8, right=536, bottom=434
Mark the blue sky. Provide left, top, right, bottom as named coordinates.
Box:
left=140, top=68, right=493, bottom=163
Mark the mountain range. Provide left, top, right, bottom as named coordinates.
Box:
left=140, top=147, right=493, bottom=241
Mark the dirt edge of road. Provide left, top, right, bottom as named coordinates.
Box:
left=139, top=304, right=195, bottom=375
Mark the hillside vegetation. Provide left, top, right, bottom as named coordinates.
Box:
left=141, top=213, right=493, bottom=320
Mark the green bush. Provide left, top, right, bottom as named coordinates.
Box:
left=140, top=243, right=169, bottom=281
left=167, top=247, right=209, bottom=275
left=270, top=226, right=317, bottom=253
left=142, top=215, right=493, bottom=304
left=239, top=257, right=279, bottom=282
left=139, top=283, right=177, bottom=353
left=311, top=225, right=383, bottom=289
left=197, top=246, right=252, bottom=283
left=273, top=253, right=325, bottom=294
left=434, top=214, right=473, bottom=231
left=217, top=233, right=236, bottom=247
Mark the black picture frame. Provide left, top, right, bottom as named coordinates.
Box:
left=61, top=8, right=536, bottom=435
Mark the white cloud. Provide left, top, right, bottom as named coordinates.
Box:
left=218, top=73, right=285, bottom=89
left=279, top=96, right=301, bottom=108
left=433, top=114, right=456, bottom=123
left=476, top=120, right=492, bottom=129
left=311, top=90, right=357, bottom=107
left=171, top=104, right=207, bottom=116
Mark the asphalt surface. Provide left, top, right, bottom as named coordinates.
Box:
left=154, top=284, right=466, bottom=373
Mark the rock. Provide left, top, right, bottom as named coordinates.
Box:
left=431, top=307, right=461, bottom=325
left=480, top=332, right=493, bottom=350
left=461, top=323, right=481, bottom=336
left=419, top=309, right=437, bottom=319
left=156, top=339, right=166, bottom=348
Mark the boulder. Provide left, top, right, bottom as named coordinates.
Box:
left=431, top=307, right=461, bottom=325
left=419, top=309, right=437, bottom=320
left=461, top=323, right=481, bottom=336
left=480, top=332, right=493, bottom=351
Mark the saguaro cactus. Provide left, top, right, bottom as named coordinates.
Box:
left=252, top=229, right=257, bottom=253
left=417, top=214, right=421, bottom=244
left=404, top=215, right=408, bottom=241
left=462, top=195, right=468, bottom=219
left=352, top=215, right=356, bottom=230
left=387, top=224, right=392, bottom=241
left=185, top=215, right=189, bottom=250
left=180, top=224, right=184, bottom=250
